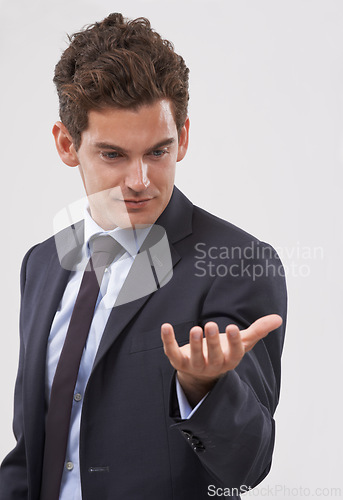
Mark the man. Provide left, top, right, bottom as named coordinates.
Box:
left=0, top=13, right=287, bottom=500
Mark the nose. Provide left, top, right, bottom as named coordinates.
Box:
left=125, top=159, right=150, bottom=193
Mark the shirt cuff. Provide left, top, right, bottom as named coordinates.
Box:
left=175, top=376, right=208, bottom=419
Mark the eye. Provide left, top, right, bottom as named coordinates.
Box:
left=101, top=151, right=121, bottom=160
left=150, top=149, right=168, bottom=158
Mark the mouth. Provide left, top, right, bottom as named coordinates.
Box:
left=121, top=198, right=153, bottom=209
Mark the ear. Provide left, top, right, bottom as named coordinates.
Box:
left=52, top=121, right=79, bottom=167
left=176, top=117, right=190, bottom=162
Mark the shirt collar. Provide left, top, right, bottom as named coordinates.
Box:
left=83, top=206, right=152, bottom=257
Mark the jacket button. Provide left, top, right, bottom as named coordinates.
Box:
left=181, top=430, right=193, bottom=440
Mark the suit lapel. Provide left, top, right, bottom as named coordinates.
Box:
left=92, top=233, right=181, bottom=371
left=92, top=187, right=193, bottom=372
left=24, top=221, right=84, bottom=394
left=24, top=222, right=85, bottom=458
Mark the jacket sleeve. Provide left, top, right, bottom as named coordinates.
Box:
left=0, top=245, right=38, bottom=500
left=170, top=244, right=287, bottom=490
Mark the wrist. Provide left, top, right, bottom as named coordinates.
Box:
left=177, top=371, right=219, bottom=408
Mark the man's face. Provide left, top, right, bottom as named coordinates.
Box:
left=63, top=99, right=189, bottom=229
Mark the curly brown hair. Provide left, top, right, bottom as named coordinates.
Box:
left=53, top=13, right=190, bottom=150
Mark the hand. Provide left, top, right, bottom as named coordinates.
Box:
left=161, top=314, right=282, bottom=407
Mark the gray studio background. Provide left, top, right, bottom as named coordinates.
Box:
left=1, top=0, right=342, bottom=498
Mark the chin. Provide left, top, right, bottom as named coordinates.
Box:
left=94, top=199, right=164, bottom=229
left=127, top=213, right=158, bottom=228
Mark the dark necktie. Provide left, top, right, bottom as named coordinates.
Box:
left=40, top=235, right=121, bottom=500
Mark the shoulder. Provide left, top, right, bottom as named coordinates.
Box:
left=171, top=188, right=283, bottom=268
left=189, top=205, right=286, bottom=295
left=22, top=232, right=60, bottom=271
left=21, top=233, right=56, bottom=270
left=21, top=220, right=84, bottom=276
left=192, top=204, right=273, bottom=252
left=19, top=236, right=56, bottom=295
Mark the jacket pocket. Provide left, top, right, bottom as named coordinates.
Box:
left=130, top=320, right=197, bottom=353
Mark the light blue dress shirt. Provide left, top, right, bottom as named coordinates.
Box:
left=46, top=209, right=205, bottom=499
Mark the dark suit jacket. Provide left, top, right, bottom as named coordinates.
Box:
left=0, top=187, right=287, bottom=500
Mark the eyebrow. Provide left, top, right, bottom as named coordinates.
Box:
left=94, top=137, right=176, bottom=154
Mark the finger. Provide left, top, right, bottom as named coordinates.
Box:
left=161, top=323, right=184, bottom=369
left=189, top=326, right=205, bottom=370
left=225, top=324, right=245, bottom=368
left=241, top=314, right=282, bottom=351
left=204, top=322, right=223, bottom=367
